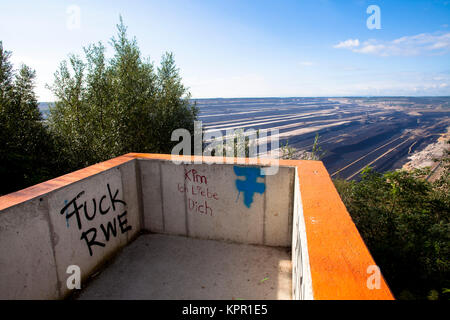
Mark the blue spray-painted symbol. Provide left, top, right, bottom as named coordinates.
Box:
left=233, top=166, right=266, bottom=208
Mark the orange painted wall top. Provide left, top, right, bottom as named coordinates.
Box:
left=0, top=153, right=394, bottom=300
left=292, top=160, right=394, bottom=300
left=0, top=154, right=136, bottom=211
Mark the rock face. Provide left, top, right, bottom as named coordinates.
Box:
left=402, top=126, right=450, bottom=181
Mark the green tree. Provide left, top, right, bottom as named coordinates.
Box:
left=0, top=42, right=58, bottom=195
left=334, top=162, right=450, bottom=300
left=0, top=42, right=13, bottom=106
left=153, top=52, right=197, bottom=153
left=47, top=17, right=198, bottom=170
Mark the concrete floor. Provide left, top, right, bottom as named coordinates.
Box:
left=77, top=234, right=292, bottom=300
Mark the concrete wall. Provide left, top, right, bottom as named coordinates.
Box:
left=0, top=156, right=296, bottom=299
left=138, top=159, right=295, bottom=247
left=0, top=159, right=141, bottom=299
left=0, top=197, right=59, bottom=299
left=293, top=159, right=394, bottom=300
left=291, top=167, right=313, bottom=300
left=0, top=153, right=395, bottom=300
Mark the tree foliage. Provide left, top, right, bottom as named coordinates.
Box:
left=281, top=133, right=326, bottom=160
left=47, top=17, right=198, bottom=170
left=334, top=158, right=450, bottom=300
left=0, top=18, right=197, bottom=194
left=0, top=41, right=59, bottom=195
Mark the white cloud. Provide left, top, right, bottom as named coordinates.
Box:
left=333, top=39, right=360, bottom=49
left=334, top=32, right=450, bottom=56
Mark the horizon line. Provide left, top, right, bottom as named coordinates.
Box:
left=38, top=95, right=450, bottom=103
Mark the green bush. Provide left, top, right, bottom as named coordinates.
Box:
left=334, top=160, right=450, bottom=300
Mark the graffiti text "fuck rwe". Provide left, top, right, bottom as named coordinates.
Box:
left=60, top=184, right=132, bottom=256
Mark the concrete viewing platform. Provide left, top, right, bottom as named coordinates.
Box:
left=0, top=153, right=394, bottom=300
left=77, top=234, right=292, bottom=300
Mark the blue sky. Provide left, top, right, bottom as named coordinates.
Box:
left=0, top=0, right=449, bottom=100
